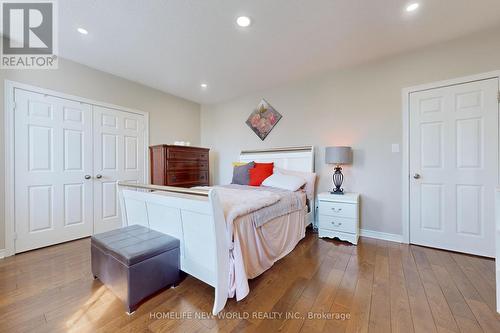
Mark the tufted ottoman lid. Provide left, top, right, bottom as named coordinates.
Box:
left=91, top=224, right=179, bottom=266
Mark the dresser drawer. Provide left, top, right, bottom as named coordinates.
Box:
left=167, top=160, right=208, bottom=171
left=168, top=149, right=208, bottom=161
left=168, top=171, right=208, bottom=185
left=318, top=215, right=357, bottom=234
left=318, top=200, right=357, bottom=219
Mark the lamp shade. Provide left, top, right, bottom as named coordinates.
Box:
left=325, top=146, right=352, bottom=165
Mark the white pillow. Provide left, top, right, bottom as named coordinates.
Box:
left=262, top=173, right=306, bottom=192
left=274, top=167, right=316, bottom=200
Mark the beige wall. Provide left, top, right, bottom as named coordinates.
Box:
left=2, top=25, right=500, bottom=249
left=201, top=26, right=500, bottom=236
left=0, top=56, right=201, bottom=249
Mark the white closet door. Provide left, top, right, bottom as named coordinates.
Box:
left=14, top=90, right=93, bottom=253
left=409, top=78, right=499, bottom=257
left=93, top=105, right=146, bottom=234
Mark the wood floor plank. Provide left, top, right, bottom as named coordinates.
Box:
left=368, top=240, right=392, bottom=333
left=450, top=252, right=497, bottom=313
left=400, top=244, right=438, bottom=333
left=387, top=242, right=414, bottom=333
left=299, top=244, right=352, bottom=332
left=344, top=237, right=378, bottom=333
left=419, top=247, right=482, bottom=333
left=411, top=246, right=460, bottom=333
left=433, top=249, right=500, bottom=333
left=322, top=250, right=361, bottom=333
left=1, top=233, right=499, bottom=333
left=463, top=255, right=496, bottom=291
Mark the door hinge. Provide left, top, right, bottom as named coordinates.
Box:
left=12, top=102, right=17, bottom=110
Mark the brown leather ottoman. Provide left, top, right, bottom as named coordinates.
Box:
left=91, top=224, right=180, bottom=314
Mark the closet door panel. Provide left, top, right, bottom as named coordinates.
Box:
left=14, top=89, right=93, bottom=253
left=93, top=106, right=146, bottom=234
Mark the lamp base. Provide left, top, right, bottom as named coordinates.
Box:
left=331, top=165, right=345, bottom=195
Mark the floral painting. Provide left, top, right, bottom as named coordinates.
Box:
left=246, top=99, right=282, bottom=140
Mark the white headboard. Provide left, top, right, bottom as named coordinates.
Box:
left=239, top=146, right=315, bottom=173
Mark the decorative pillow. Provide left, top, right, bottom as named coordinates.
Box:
left=274, top=167, right=316, bottom=200
left=231, top=162, right=255, bottom=185
left=232, top=162, right=248, bottom=167
left=254, top=162, right=274, bottom=169
left=262, top=173, right=306, bottom=191
left=249, top=162, right=274, bottom=186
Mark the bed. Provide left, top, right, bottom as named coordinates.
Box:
left=118, top=146, right=315, bottom=314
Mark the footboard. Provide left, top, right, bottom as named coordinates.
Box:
left=117, top=182, right=229, bottom=315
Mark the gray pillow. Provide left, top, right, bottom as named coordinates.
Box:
left=231, top=162, right=255, bottom=185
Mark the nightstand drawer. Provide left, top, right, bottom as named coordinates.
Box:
left=318, top=201, right=357, bottom=219
left=318, top=215, right=357, bottom=234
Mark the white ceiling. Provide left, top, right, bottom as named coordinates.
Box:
left=57, top=0, right=500, bottom=104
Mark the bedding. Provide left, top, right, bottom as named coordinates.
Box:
left=219, top=184, right=304, bottom=228
left=214, top=184, right=306, bottom=300
left=232, top=162, right=249, bottom=167
left=261, top=172, right=306, bottom=191
left=274, top=167, right=316, bottom=201
left=231, top=161, right=255, bottom=185
left=249, top=162, right=274, bottom=186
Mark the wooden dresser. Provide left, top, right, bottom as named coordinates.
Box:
left=149, top=145, right=209, bottom=188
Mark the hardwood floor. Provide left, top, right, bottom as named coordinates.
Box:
left=1, top=230, right=499, bottom=333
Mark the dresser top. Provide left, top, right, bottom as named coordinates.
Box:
left=150, top=144, right=209, bottom=151
left=318, top=192, right=359, bottom=203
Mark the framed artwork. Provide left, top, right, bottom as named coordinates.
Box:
left=245, top=99, right=282, bottom=140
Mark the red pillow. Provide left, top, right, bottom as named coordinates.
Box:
left=249, top=163, right=274, bottom=186
left=254, top=162, right=274, bottom=169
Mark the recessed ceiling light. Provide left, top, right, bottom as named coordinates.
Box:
left=236, top=16, right=251, bottom=27
left=406, top=3, right=420, bottom=12
left=200, top=83, right=208, bottom=89
left=77, top=28, right=88, bottom=35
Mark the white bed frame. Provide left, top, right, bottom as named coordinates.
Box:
left=118, top=146, right=315, bottom=314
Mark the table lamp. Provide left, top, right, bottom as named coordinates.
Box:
left=325, top=146, right=353, bottom=194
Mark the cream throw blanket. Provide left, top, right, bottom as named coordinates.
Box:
left=216, top=187, right=281, bottom=234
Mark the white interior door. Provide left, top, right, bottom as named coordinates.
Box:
left=409, top=78, right=499, bottom=257
left=14, top=89, right=93, bottom=253
left=93, top=105, right=146, bottom=234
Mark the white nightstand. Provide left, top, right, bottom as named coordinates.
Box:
left=317, top=192, right=360, bottom=245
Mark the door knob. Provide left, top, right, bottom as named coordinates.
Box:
left=96, top=174, right=103, bottom=179
left=413, top=173, right=421, bottom=179
left=84, top=175, right=91, bottom=180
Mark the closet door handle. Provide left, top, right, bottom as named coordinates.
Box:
left=96, top=174, right=103, bottom=179
left=84, top=175, right=91, bottom=180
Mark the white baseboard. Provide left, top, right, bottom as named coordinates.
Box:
left=0, top=249, right=5, bottom=259
left=359, top=229, right=403, bottom=243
